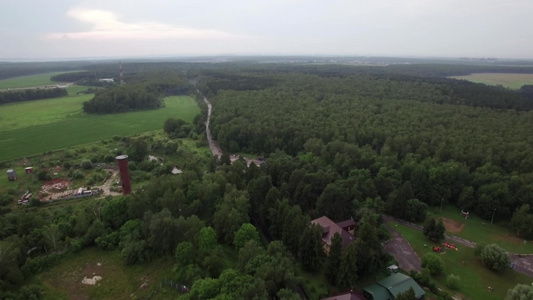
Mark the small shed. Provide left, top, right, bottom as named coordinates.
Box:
left=25, top=167, right=34, bottom=174
left=7, top=169, right=17, bottom=181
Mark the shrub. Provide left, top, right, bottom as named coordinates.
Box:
left=21, top=254, right=61, bottom=277
left=422, top=253, right=444, bottom=275
left=481, top=243, right=511, bottom=272
left=69, top=170, right=85, bottom=180
left=445, top=274, right=460, bottom=290
left=37, top=170, right=51, bottom=181
left=80, top=160, right=93, bottom=170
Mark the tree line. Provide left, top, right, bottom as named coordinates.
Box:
left=0, top=88, right=67, bottom=105
left=82, top=70, right=193, bottom=114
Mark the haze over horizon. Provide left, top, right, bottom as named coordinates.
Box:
left=2, top=0, right=532, bottom=60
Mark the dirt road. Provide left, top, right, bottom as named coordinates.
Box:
left=203, top=96, right=263, bottom=166
left=98, top=169, right=121, bottom=197
left=203, top=97, right=223, bottom=158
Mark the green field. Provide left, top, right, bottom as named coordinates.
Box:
left=450, top=73, right=533, bottom=89
left=429, top=206, right=533, bottom=254
left=391, top=222, right=531, bottom=300
left=0, top=95, right=200, bottom=162
left=0, top=72, right=73, bottom=90
left=34, top=248, right=179, bottom=299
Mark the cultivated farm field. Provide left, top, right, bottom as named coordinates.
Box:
left=450, top=73, right=533, bottom=89
left=0, top=71, right=72, bottom=90
left=0, top=95, right=200, bottom=162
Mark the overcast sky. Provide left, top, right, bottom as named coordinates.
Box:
left=1, top=0, right=532, bottom=60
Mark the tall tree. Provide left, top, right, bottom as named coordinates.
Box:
left=324, top=233, right=343, bottom=285
left=336, top=243, right=358, bottom=290
left=212, top=186, right=250, bottom=244
left=354, top=220, right=384, bottom=276
left=316, top=183, right=352, bottom=221
left=234, top=223, right=261, bottom=249
left=423, top=217, right=445, bottom=242
left=298, top=224, right=325, bottom=272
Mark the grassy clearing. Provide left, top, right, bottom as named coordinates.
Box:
left=34, top=248, right=178, bottom=300
left=0, top=96, right=200, bottom=162
left=0, top=93, right=92, bottom=131
left=450, top=73, right=533, bottom=89
left=429, top=206, right=533, bottom=254
left=391, top=222, right=531, bottom=300
left=0, top=72, right=74, bottom=90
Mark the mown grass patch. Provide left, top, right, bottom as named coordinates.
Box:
left=429, top=206, right=533, bottom=254
left=34, top=248, right=177, bottom=300
left=391, top=222, right=531, bottom=300
left=0, top=72, right=74, bottom=90
left=0, top=93, right=92, bottom=131
left=0, top=96, right=200, bottom=162
left=450, top=73, right=533, bottom=89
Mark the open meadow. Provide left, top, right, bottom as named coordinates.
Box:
left=0, top=72, right=73, bottom=90
left=391, top=221, right=532, bottom=300
left=0, top=95, right=200, bottom=162
left=34, top=248, right=179, bottom=300
left=450, top=73, right=533, bottom=89
left=429, top=206, right=533, bottom=254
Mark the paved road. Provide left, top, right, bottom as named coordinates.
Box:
left=384, top=215, right=533, bottom=278
left=383, top=223, right=422, bottom=272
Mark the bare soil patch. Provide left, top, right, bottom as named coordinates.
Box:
left=442, top=217, right=465, bottom=234
left=496, top=234, right=526, bottom=245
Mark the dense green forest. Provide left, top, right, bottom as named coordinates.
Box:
left=0, top=88, right=67, bottom=105
left=199, top=65, right=533, bottom=228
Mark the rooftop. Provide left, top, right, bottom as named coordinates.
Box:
left=311, top=216, right=355, bottom=249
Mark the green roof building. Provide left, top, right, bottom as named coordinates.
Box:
left=363, top=273, right=425, bottom=300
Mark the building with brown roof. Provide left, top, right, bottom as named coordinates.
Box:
left=311, top=216, right=355, bottom=253
left=321, top=290, right=366, bottom=300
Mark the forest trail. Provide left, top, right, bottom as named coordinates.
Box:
left=202, top=95, right=263, bottom=166
left=98, top=169, right=121, bottom=197
left=203, top=96, right=223, bottom=158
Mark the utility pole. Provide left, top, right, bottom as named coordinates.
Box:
left=491, top=208, right=496, bottom=224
